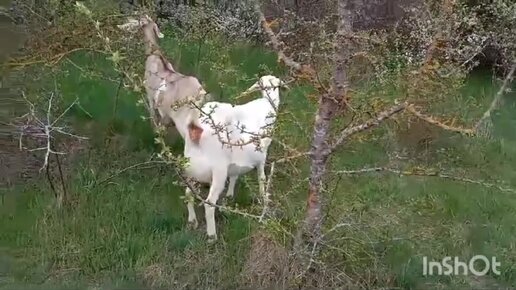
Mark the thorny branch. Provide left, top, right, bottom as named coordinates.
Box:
left=329, top=101, right=409, bottom=154
left=475, top=61, right=516, bottom=135
left=253, top=1, right=315, bottom=81
left=254, top=2, right=302, bottom=72
left=11, top=88, right=89, bottom=208
left=260, top=161, right=275, bottom=222
left=332, top=166, right=516, bottom=194
left=406, top=104, right=476, bottom=136
left=6, top=48, right=109, bottom=69
left=15, top=92, right=88, bottom=172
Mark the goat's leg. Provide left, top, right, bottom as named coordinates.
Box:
left=185, top=186, right=198, bottom=229
left=225, top=175, right=238, bottom=198
left=204, top=168, right=227, bottom=241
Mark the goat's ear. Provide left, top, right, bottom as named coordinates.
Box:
left=117, top=17, right=139, bottom=31
left=153, top=23, right=164, bottom=38
left=164, top=61, right=175, bottom=72
left=188, top=123, right=203, bottom=145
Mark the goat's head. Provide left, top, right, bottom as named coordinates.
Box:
left=245, top=75, right=286, bottom=93
left=117, top=14, right=164, bottom=39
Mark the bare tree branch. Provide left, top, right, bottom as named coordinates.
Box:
left=406, top=104, right=476, bottom=136
left=332, top=166, right=516, bottom=194
left=329, top=101, right=408, bottom=154
left=254, top=1, right=303, bottom=72
left=260, top=161, right=275, bottom=222
left=475, top=61, right=516, bottom=136
left=11, top=87, right=89, bottom=208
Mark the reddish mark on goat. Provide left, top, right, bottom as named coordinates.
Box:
left=188, top=123, right=203, bottom=145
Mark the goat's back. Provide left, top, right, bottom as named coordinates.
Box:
left=232, top=98, right=277, bottom=134
left=204, top=100, right=274, bottom=167
left=160, top=75, right=206, bottom=109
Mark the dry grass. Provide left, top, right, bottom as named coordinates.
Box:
left=241, top=231, right=290, bottom=289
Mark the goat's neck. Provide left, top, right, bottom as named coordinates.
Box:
left=142, top=28, right=160, bottom=55
left=145, top=40, right=160, bottom=56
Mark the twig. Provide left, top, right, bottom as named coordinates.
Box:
left=92, top=160, right=168, bottom=188
left=112, top=75, right=124, bottom=122
left=329, top=101, right=408, bottom=153
left=40, top=92, right=55, bottom=171
left=254, top=2, right=303, bottom=72
left=54, top=144, right=68, bottom=206
left=475, top=61, right=516, bottom=135
left=45, top=160, right=57, bottom=198
left=332, top=166, right=516, bottom=194
left=260, top=161, right=275, bottom=222
left=274, top=151, right=310, bottom=164
left=400, top=62, right=515, bottom=138
left=13, top=88, right=89, bottom=208
left=51, top=98, right=80, bottom=127
left=5, top=48, right=107, bottom=69
left=406, top=104, right=476, bottom=136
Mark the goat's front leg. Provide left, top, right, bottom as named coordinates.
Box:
left=185, top=186, right=198, bottom=229
left=204, top=168, right=228, bottom=242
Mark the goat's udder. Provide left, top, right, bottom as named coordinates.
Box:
left=188, top=123, right=203, bottom=145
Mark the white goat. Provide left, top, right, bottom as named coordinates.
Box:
left=117, top=15, right=208, bottom=128
left=163, top=75, right=285, bottom=240
left=119, top=16, right=283, bottom=240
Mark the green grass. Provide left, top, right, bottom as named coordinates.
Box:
left=2, top=28, right=516, bottom=289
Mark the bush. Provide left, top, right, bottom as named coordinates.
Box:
left=156, top=1, right=264, bottom=42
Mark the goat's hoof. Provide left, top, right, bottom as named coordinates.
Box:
left=207, top=235, right=218, bottom=243
left=187, top=219, right=198, bottom=230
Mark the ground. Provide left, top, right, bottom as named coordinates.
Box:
left=1, top=25, right=516, bottom=289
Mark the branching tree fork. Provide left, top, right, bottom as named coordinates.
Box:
left=11, top=88, right=89, bottom=208
left=254, top=0, right=516, bottom=252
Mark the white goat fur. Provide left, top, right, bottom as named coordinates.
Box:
left=164, top=75, right=284, bottom=240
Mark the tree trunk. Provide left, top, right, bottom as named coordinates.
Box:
left=303, top=0, right=352, bottom=241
